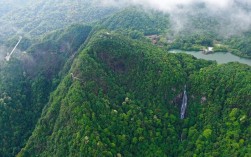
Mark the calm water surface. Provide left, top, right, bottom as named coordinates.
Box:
left=169, top=50, right=251, bottom=66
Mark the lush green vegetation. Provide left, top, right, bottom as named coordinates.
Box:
left=0, top=5, right=250, bottom=157
left=225, top=32, right=251, bottom=58
left=16, top=31, right=251, bottom=156
left=0, top=24, right=92, bottom=157
left=101, top=8, right=170, bottom=35
left=1, top=2, right=251, bottom=57
left=182, top=63, right=251, bottom=156
left=99, top=7, right=251, bottom=59
left=170, top=34, right=214, bottom=51
left=164, top=11, right=227, bottom=52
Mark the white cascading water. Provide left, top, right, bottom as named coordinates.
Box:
left=180, top=85, right=187, bottom=119
left=5, top=36, right=22, bottom=61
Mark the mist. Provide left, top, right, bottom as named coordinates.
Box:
left=100, top=0, right=251, bottom=36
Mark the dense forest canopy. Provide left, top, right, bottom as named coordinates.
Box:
left=18, top=30, right=251, bottom=157
left=0, top=0, right=250, bottom=156
left=0, top=24, right=92, bottom=156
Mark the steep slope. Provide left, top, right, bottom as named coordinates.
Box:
left=18, top=31, right=214, bottom=156
left=182, top=63, right=251, bottom=156
left=0, top=25, right=92, bottom=157
left=0, top=5, right=250, bottom=157
left=18, top=31, right=251, bottom=157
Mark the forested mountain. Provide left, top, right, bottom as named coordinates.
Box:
left=101, top=8, right=170, bottom=35
left=0, top=0, right=117, bottom=41
left=0, top=2, right=250, bottom=157
left=17, top=31, right=251, bottom=157
left=17, top=30, right=212, bottom=156
left=0, top=24, right=92, bottom=157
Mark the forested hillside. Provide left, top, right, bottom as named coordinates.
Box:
left=0, top=0, right=117, bottom=41
left=225, top=31, right=251, bottom=58
left=0, top=3, right=250, bottom=157
left=17, top=31, right=251, bottom=156
left=0, top=24, right=92, bottom=157
left=183, top=63, right=251, bottom=156
left=101, top=8, right=170, bottom=35
left=99, top=7, right=251, bottom=58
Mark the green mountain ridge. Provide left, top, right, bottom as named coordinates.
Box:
left=0, top=24, right=92, bottom=157
left=17, top=31, right=251, bottom=156
left=0, top=5, right=250, bottom=157
left=101, top=8, right=170, bottom=35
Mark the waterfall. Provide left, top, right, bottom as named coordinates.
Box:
left=5, top=36, right=22, bottom=61
left=180, top=85, right=187, bottom=119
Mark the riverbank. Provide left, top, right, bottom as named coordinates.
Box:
left=228, top=49, right=251, bottom=59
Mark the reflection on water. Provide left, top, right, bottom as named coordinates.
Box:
left=170, top=50, right=251, bottom=66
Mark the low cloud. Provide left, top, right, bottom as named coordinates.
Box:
left=99, top=0, right=251, bottom=36
left=100, top=0, right=251, bottom=12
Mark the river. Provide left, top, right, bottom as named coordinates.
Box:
left=169, top=50, right=251, bottom=66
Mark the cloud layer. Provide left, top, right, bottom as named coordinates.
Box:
left=100, top=0, right=251, bottom=11
left=99, top=0, right=251, bottom=36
